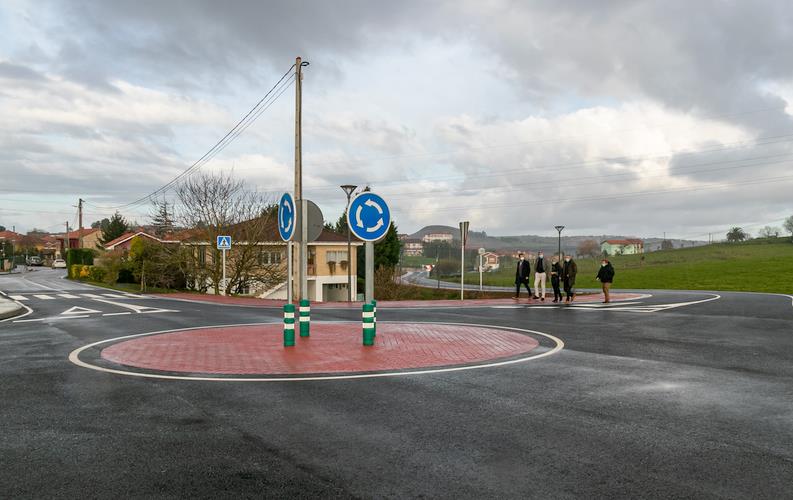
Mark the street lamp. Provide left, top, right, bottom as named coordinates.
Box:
left=554, top=225, right=565, bottom=260
left=340, top=184, right=358, bottom=301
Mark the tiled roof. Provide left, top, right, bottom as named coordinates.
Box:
left=602, top=239, right=643, bottom=245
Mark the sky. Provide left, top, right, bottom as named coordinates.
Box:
left=1, top=0, right=792, bottom=239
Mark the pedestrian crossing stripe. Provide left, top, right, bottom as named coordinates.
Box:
left=9, top=295, right=27, bottom=301
left=33, top=294, right=55, bottom=300
left=4, top=292, right=149, bottom=301
left=57, top=294, right=79, bottom=299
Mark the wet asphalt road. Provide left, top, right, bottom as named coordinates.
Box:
left=0, top=269, right=792, bottom=499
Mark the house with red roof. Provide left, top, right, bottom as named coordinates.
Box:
left=600, top=239, right=644, bottom=256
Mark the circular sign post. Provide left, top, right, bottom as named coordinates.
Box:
left=278, top=193, right=295, bottom=303
left=347, top=192, right=392, bottom=303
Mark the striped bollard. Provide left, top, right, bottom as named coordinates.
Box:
left=371, top=299, right=377, bottom=337
left=299, top=299, right=310, bottom=337
left=283, top=303, right=295, bottom=347
left=362, top=303, right=375, bottom=346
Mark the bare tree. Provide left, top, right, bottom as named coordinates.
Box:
left=757, top=226, right=780, bottom=238
left=174, top=171, right=283, bottom=295
left=577, top=239, right=601, bottom=258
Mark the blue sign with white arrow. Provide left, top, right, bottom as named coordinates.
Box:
left=216, top=235, right=232, bottom=250
left=278, top=192, right=295, bottom=241
left=347, top=192, right=391, bottom=242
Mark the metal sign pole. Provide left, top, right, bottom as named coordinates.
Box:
left=287, top=242, right=293, bottom=303
left=222, top=248, right=226, bottom=296
left=479, top=254, right=483, bottom=291
left=460, top=243, right=464, bottom=301
left=300, top=198, right=308, bottom=300
left=365, top=241, right=374, bottom=303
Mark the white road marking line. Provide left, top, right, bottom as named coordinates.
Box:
left=62, top=306, right=102, bottom=315
left=101, top=293, right=127, bottom=298
left=80, top=293, right=105, bottom=299
left=572, top=302, right=643, bottom=308
left=15, top=315, right=90, bottom=323
left=22, top=277, right=57, bottom=291
left=9, top=295, right=28, bottom=301
left=32, top=294, right=55, bottom=300
left=68, top=321, right=564, bottom=383
left=57, top=294, right=79, bottom=299
left=103, top=312, right=131, bottom=316
left=91, top=298, right=177, bottom=314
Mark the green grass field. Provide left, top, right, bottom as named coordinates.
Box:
left=456, top=238, right=793, bottom=294
left=401, top=255, right=435, bottom=267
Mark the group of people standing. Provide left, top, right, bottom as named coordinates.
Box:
left=515, top=252, right=615, bottom=303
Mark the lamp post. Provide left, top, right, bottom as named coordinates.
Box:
left=554, top=225, right=565, bottom=260
left=340, top=184, right=357, bottom=301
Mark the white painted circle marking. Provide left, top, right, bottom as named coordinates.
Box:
left=68, top=321, right=564, bottom=382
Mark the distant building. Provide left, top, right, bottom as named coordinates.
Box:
left=402, top=239, right=424, bottom=257
left=422, top=233, right=453, bottom=244
left=55, top=228, right=102, bottom=254
left=102, top=231, right=179, bottom=252
left=480, top=251, right=500, bottom=271
left=0, top=230, right=21, bottom=247
left=601, top=239, right=644, bottom=255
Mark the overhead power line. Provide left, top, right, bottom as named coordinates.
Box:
left=90, top=63, right=297, bottom=211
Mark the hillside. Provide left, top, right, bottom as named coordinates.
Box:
left=407, top=225, right=706, bottom=254
left=462, top=238, right=793, bottom=294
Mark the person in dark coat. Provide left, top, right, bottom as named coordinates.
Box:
left=596, top=258, right=615, bottom=303
left=562, top=255, right=577, bottom=303
left=513, top=252, right=532, bottom=299
left=550, top=255, right=563, bottom=303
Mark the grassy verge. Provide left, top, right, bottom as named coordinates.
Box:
left=451, top=239, right=793, bottom=294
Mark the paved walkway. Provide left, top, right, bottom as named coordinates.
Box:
left=100, top=323, right=540, bottom=375
left=154, top=292, right=643, bottom=309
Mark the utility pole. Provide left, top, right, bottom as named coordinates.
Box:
left=64, top=221, right=69, bottom=257
left=294, top=56, right=308, bottom=301
left=78, top=198, right=84, bottom=249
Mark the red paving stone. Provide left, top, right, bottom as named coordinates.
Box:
left=101, top=323, right=540, bottom=375
left=153, top=292, right=643, bottom=309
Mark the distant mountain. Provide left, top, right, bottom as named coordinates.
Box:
left=407, top=226, right=706, bottom=254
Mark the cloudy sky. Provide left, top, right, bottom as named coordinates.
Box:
left=1, top=0, right=792, bottom=239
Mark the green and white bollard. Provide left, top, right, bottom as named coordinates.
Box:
left=299, top=299, right=310, bottom=337
left=283, top=303, right=295, bottom=347
left=371, top=299, right=377, bottom=337
left=362, top=303, right=375, bottom=346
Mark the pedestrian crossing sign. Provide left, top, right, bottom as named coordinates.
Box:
left=216, top=235, right=231, bottom=250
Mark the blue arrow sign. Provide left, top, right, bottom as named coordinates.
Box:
left=216, top=235, right=231, bottom=250
left=347, top=192, right=391, bottom=242
left=278, top=192, right=295, bottom=241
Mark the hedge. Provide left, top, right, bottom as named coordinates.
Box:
left=66, top=248, right=95, bottom=267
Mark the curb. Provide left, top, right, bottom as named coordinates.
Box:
left=0, top=298, right=25, bottom=321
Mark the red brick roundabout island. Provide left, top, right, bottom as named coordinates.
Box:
left=99, top=323, right=544, bottom=377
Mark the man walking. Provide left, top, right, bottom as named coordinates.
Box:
left=513, top=252, right=532, bottom=299
left=550, top=255, right=563, bottom=303
left=533, top=251, right=548, bottom=301
left=596, top=258, right=615, bottom=303
left=562, top=254, right=577, bottom=303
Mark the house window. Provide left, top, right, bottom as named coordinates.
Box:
left=326, top=250, right=348, bottom=263
left=197, top=247, right=206, bottom=265
left=258, top=249, right=284, bottom=265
